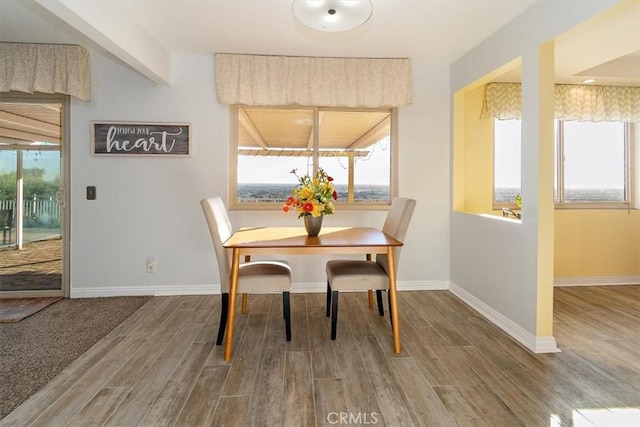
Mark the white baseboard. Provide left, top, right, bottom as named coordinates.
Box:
left=70, top=284, right=220, bottom=298
left=554, top=275, right=640, bottom=287
left=70, top=280, right=449, bottom=298
left=399, top=280, right=450, bottom=291
left=448, top=282, right=560, bottom=354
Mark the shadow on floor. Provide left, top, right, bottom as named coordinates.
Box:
left=0, top=239, right=62, bottom=292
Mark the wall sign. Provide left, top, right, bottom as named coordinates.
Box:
left=91, top=122, right=191, bottom=156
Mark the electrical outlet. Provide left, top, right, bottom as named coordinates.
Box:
left=146, top=257, right=155, bottom=273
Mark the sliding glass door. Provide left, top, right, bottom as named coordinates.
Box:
left=0, top=95, right=68, bottom=297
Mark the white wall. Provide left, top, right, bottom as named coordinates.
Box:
left=449, top=0, right=618, bottom=352
left=69, top=52, right=452, bottom=296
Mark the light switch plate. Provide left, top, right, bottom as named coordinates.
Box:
left=86, top=186, right=96, bottom=200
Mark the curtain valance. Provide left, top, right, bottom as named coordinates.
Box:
left=215, top=53, right=412, bottom=108
left=481, top=82, right=640, bottom=122
left=0, top=42, right=91, bottom=101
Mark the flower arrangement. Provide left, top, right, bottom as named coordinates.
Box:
left=515, top=193, right=522, bottom=208
left=283, top=168, right=338, bottom=218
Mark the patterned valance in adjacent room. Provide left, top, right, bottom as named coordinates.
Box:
left=482, top=82, right=640, bottom=122
left=0, top=42, right=91, bottom=101
left=215, top=53, right=412, bottom=108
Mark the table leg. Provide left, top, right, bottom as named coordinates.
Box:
left=224, top=248, right=241, bottom=361
left=387, top=247, right=401, bottom=353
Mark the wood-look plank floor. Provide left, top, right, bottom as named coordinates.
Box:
left=2, top=286, right=639, bottom=426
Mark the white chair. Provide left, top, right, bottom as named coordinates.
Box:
left=325, top=197, right=416, bottom=340
left=201, top=197, right=292, bottom=344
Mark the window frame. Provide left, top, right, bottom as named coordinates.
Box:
left=229, top=105, right=398, bottom=210
left=492, top=119, right=636, bottom=210
left=555, top=120, right=634, bottom=210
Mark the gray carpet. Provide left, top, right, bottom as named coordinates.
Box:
left=0, top=296, right=152, bottom=419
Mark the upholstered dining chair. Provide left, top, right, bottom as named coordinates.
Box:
left=325, top=197, right=416, bottom=340
left=201, top=197, right=292, bottom=344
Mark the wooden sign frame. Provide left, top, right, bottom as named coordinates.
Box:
left=91, top=122, right=191, bottom=156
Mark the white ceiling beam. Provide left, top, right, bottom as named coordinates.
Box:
left=0, top=142, right=60, bottom=150
left=238, top=149, right=369, bottom=157
left=34, top=0, right=172, bottom=85
left=0, top=111, right=60, bottom=137
left=238, top=109, right=268, bottom=149
left=347, top=116, right=390, bottom=150
left=0, top=128, right=60, bottom=144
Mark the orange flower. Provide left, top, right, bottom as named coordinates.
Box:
left=302, top=202, right=314, bottom=213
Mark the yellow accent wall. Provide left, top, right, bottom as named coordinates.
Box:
left=462, top=83, right=640, bottom=279
left=555, top=210, right=640, bottom=277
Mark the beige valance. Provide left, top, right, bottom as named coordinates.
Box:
left=215, top=53, right=412, bottom=108
left=0, top=43, right=91, bottom=101
left=481, top=82, right=640, bottom=122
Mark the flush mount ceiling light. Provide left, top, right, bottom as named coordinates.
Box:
left=293, top=0, right=373, bottom=32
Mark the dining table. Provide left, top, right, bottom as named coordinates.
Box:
left=221, top=226, right=404, bottom=361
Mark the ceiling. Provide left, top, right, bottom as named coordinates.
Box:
left=1, top=0, right=537, bottom=81
left=0, top=0, right=638, bottom=147
left=0, top=1, right=637, bottom=84
left=494, top=1, right=640, bottom=86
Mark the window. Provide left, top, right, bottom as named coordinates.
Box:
left=493, top=118, right=634, bottom=208
left=493, top=119, right=522, bottom=205
left=231, top=106, right=395, bottom=208
left=557, top=121, right=628, bottom=205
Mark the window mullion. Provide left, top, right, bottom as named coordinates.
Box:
left=557, top=120, right=565, bottom=204
left=624, top=122, right=631, bottom=205
left=313, top=107, right=320, bottom=175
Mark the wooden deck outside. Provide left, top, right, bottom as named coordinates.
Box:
left=0, top=239, right=62, bottom=292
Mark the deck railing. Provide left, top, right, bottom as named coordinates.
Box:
left=0, top=199, right=61, bottom=228
left=1, top=199, right=61, bottom=247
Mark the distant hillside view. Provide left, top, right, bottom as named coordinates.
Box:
left=238, top=184, right=390, bottom=203
left=495, top=188, right=625, bottom=204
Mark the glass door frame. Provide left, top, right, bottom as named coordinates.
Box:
left=0, top=92, right=70, bottom=298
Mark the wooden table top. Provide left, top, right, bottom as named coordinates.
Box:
left=223, top=226, right=402, bottom=250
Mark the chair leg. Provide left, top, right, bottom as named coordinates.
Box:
left=331, top=290, right=339, bottom=340
left=283, top=292, right=291, bottom=341
left=376, top=290, right=384, bottom=316
left=387, top=290, right=393, bottom=328
left=241, top=293, right=248, bottom=314
left=216, top=292, right=229, bottom=346
left=368, top=290, right=374, bottom=309
left=326, top=281, right=332, bottom=317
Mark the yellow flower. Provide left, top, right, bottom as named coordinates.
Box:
left=324, top=200, right=335, bottom=214
left=299, top=186, right=315, bottom=200
left=311, top=200, right=324, bottom=217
